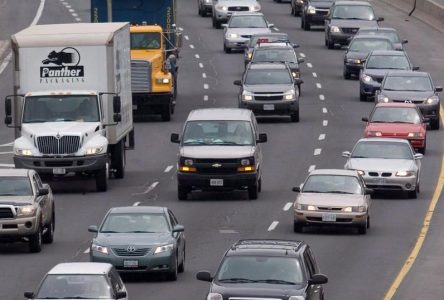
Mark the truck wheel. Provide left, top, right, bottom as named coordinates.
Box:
left=112, top=140, right=125, bottom=179
left=96, top=165, right=108, bottom=192
left=178, top=185, right=189, bottom=201
left=29, top=225, right=42, bottom=253
left=42, top=211, right=55, bottom=244
left=161, top=106, right=171, bottom=121
left=248, top=183, right=258, bottom=200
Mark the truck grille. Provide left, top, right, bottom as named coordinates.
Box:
left=131, top=60, right=152, bottom=93
left=37, top=136, right=80, bottom=155
left=228, top=6, right=249, bottom=11
left=112, top=247, right=150, bottom=257
left=0, top=207, right=15, bottom=219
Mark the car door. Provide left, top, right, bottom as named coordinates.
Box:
left=304, top=249, right=323, bottom=300
left=168, top=210, right=184, bottom=262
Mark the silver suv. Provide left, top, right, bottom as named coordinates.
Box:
left=171, top=108, right=267, bottom=200
left=212, top=0, right=261, bottom=28
left=0, top=169, right=55, bottom=252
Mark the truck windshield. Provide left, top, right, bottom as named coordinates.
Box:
left=22, top=95, right=100, bottom=123
left=131, top=32, right=161, bottom=50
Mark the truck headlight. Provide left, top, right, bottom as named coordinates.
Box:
left=154, top=244, right=174, bottom=254
left=17, top=205, right=37, bottom=216
left=426, top=96, right=439, bottom=104
left=184, top=159, right=194, bottom=166
left=361, top=74, right=372, bottom=83
left=396, top=171, right=414, bottom=177
left=330, top=26, right=340, bottom=33
left=242, top=91, right=253, bottom=101
left=91, top=243, right=109, bottom=255
left=15, top=149, right=33, bottom=156
left=307, top=6, right=316, bottom=14
left=207, top=293, right=223, bottom=300
left=86, top=147, right=103, bottom=155
left=157, top=78, right=170, bottom=84
left=228, top=33, right=239, bottom=38
left=241, top=158, right=250, bottom=166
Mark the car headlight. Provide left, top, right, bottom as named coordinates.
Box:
left=216, top=5, right=228, bottom=11
left=154, top=244, right=174, bottom=254
left=292, top=71, right=300, bottom=78
left=207, top=293, right=223, bottom=300
left=426, top=96, right=439, bottom=104
left=396, top=171, right=415, bottom=177
left=242, top=91, right=253, bottom=101
left=307, top=5, right=316, bottom=14
left=17, top=205, right=37, bottom=217
left=361, top=74, right=372, bottom=83
left=307, top=205, right=317, bottom=211
left=284, top=89, right=296, bottom=100
left=156, top=78, right=170, bottom=84
left=91, top=243, right=109, bottom=255
left=330, top=26, right=340, bottom=33
left=15, top=149, right=33, bottom=156
left=228, top=33, right=239, bottom=38
left=247, top=52, right=253, bottom=60
left=343, top=206, right=353, bottom=212
left=295, top=204, right=315, bottom=211
left=250, top=5, right=261, bottom=11
left=347, top=58, right=362, bottom=64
left=408, top=132, right=424, bottom=138
left=378, top=95, right=390, bottom=103
left=356, top=170, right=365, bottom=175
left=297, top=0, right=304, bottom=3
left=367, top=131, right=382, bottom=137
left=86, top=147, right=103, bottom=155
left=353, top=206, right=367, bottom=213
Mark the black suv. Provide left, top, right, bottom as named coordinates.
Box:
left=301, top=0, right=335, bottom=31
left=197, top=239, right=328, bottom=300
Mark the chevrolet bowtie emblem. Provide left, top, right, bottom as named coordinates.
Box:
left=212, top=163, right=222, bottom=168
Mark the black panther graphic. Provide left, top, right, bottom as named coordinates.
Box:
left=42, top=47, right=81, bottom=66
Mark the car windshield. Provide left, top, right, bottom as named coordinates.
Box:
left=365, top=55, right=410, bottom=70
left=182, top=120, right=254, bottom=146
left=131, top=32, right=161, bottom=50
left=249, top=35, right=288, bottom=47
left=302, top=175, right=363, bottom=194
left=383, top=76, right=433, bottom=91
left=352, top=141, right=413, bottom=160
left=217, top=256, right=303, bottom=285
left=22, top=95, right=100, bottom=123
left=100, top=213, right=170, bottom=233
left=349, top=39, right=393, bottom=52
left=359, top=30, right=401, bottom=43
left=0, top=177, right=32, bottom=196
left=229, top=16, right=267, bottom=28
left=36, top=274, right=112, bottom=299
left=245, top=69, right=292, bottom=85
left=371, top=107, right=421, bottom=124
left=252, top=49, right=297, bottom=63
left=332, top=5, right=375, bottom=20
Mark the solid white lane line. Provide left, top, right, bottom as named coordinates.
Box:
left=164, top=165, right=174, bottom=173
left=199, top=63, right=204, bottom=68
left=133, top=202, right=141, bottom=206
left=268, top=221, right=279, bottom=231
left=314, top=148, right=322, bottom=156
left=204, top=84, right=209, bottom=89
left=0, top=142, right=13, bottom=147
left=308, top=165, right=316, bottom=172
left=307, top=63, right=313, bottom=68
left=316, top=83, right=322, bottom=89
left=190, top=44, right=195, bottom=49
left=312, top=72, right=317, bottom=78
left=184, top=35, right=189, bottom=40
left=84, top=248, right=90, bottom=254
left=319, top=134, right=326, bottom=141
left=319, top=94, right=325, bottom=101
left=283, top=202, right=293, bottom=211
left=299, top=53, right=306, bottom=58
left=195, top=54, right=200, bottom=59
left=0, top=164, right=14, bottom=168
left=273, top=27, right=280, bottom=31
left=0, top=151, right=13, bottom=155
left=323, top=120, right=328, bottom=126
left=322, top=107, right=328, bottom=114
left=203, top=95, right=209, bottom=101
left=202, top=73, right=207, bottom=78
left=31, top=0, right=46, bottom=26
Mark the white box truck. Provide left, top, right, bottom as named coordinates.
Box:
left=5, top=23, right=135, bottom=192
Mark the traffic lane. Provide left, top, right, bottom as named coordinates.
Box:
left=38, top=0, right=82, bottom=25
left=0, top=0, right=40, bottom=40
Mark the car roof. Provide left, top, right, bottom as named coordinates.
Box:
left=227, top=239, right=305, bottom=257
left=357, top=137, right=410, bottom=144
left=249, top=62, right=288, bottom=70
left=108, top=206, right=166, bottom=214
left=375, top=102, right=417, bottom=108
left=187, top=108, right=253, bottom=121
left=385, top=71, right=429, bottom=77
left=309, top=169, right=360, bottom=176
left=369, top=50, right=406, bottom=56
left=0, top=168, right=32, bottom=177
left=48, top=263, right=113, bottom=275
left=334, top=1, right=372, bottom=6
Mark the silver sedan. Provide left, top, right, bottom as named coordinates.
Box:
left=343, top=138, right=422, bottom=198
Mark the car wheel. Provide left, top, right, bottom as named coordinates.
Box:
left=224, top=44, right=231, bottom=53
left=407, top=187, right=418, bottom=199
left=290, top=110, right=300, bottom=122
left=161, top=105, right=171, bottom=121
left=166, top=255, right=178, bottom=281
left=198, top=5, right=203, bottom=16
left=303, top=19, right=311, bottom=31
left=178, top=185, right=189, bottom=201
left=300, top=17, right=304, bottom=29
left=418, top=144, right=426, bottom=155
left=258, top=177, right=262, bottom=193
left=431, top=117, right=440, bottom=130
left=358, top=223, right=367, bottom=234
left=291, top=5, right=295, bottom=16
left=215, top=19, right=221, bottom=29
left=42, top=211, right=55, bottom=244
left=178, top=248, right=185, bottom=273
left=248, top=183, right=258, bottom=200
left=327, top=38, right=334, bottom=49
left=359, top=93, right=367, bottom=102
left=29, top=224, right=42, bottom=253
left=366, top=216, right=370, bottom=229
left=212, top=17, right=217, bottom=28
left=293, top=221, right=303, bottom=233
left=343, top=68, right=351, bottom=80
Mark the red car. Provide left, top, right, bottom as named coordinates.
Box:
left=362, top=103, right=427, bottom=154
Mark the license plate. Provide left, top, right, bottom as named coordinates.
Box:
left=210, top=179, right=224, bottom=186
left=322, top=213, right=337, bottom=222
left=377, top=178, right=386, bottom=185
left=53, top=168, right=66, bottom=175
left=124, top=260, right=138, bottom=268
left=263, top=104, right=275, bottom=111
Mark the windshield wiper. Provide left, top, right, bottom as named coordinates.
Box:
left=183, top=141, right=208, bottom=145
left=392, top=121, right=414, bottom=124
left=351, top=156, right=368, bottom=158
left=126, top=231, right=155, bottom=233
left=100, top=230, right=119, bottom=233
left=324, top=191, right=354, bottom=194
left=255, top=279, right=297, bottom=285
left=218, top=278, right=256, bottom=283
left=302, top=190, right=322, bottom=193
left=23, top=119, right=49, bottom=123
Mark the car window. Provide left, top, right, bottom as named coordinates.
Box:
left=100, top=213, right=170, bottom=233
left=302, top=175, right=363, bottom=194
left=306, top=247, right=319, bottom=274
left=348, top=39, right=393, bottom=52
left=366, top=55, right=410, bottom=70
left=332, top=5, right=375, bottom=20
left=352, top=141, right=414, bottom=160
left=0, top=177, right=33, bottom=196
left=383, top=76, right=433, bottom=92
left=303, top=252, right=315, bottom=278
left=34, top=174, right=44, bottom=189
left=245, top=69, right=292, bottom=85
left=370, top=107, right=421, bottom=124
left=168, top=210, right=178, bottom=226
left=229, top=16, right=267, bottom=28
left=252, top=49, right=297, bottom=63
left=182, top=120, right=254, bottom=146
left=109, top=271, right=123, bottom=295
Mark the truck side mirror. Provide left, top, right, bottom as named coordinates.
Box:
left=4, top=97, right=12, bottom=126
left=113, top=96, right=121, bottom=114
left=257, top=133, right=267, bottom=143
left=171, top=133, right=180, bottom=143
left=113, top=113, right=122, bottom=123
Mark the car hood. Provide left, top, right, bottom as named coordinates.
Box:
left=297, top=193, right=366, bottom=207
left=244, top=84, right=294, bottom=93
left=0, top=195, right=34, bottom=205
left=312, top=1, right=333, bottom=9
left=211, top=282, right=305, bottom=298
left=226, top=28, right=272, bottom=36
left=366, top=122, right=424, bottom=134
left=346, top=51, right=369, bottom=60
left=95, top=232, right=173, bottom=247
left=347, top=158, right=415, bottom=172
left=381, top=90, right=434, bottom=100
left=180, top=146, right=256, bottom=159
left=330, top=19, right=379, bottom=28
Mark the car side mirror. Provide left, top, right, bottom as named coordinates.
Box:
left=113, top=113, right=121, bottom=123
left=221, top=24, right=228, bottom=28
left=268, top=23, right=275, bottom=28
left=293, top=43, right=300, bottom=49
left=377, top=17, right=384, bottom=22
left=414, top=153, right=423, bottom=160
left=88, top=225, right=98, bottom=233
left=362, top=117, right=369, bottom=122
left=257, top=133, right=267, bottom=143
left=365, top=188, right=374, bottom=195
left=294, top=78, right=304, bottom=85
left=172, top=224, right=185, bottom=233
left=298, top=58, right=305, bottom=63
left=233, top=80, right=242, bottom=86
left=292, top=186, right=301, bottom=193
left=196, top=271, right=213, bottom=282
left=309, top=274, right=328, bottom=285
left=342, top=151, right=351, bottom=158
left=412, top=66, right=420, bottom=71
left=394, top=45, right=403, bottom=51
left=116, top=291, right=127, bottom=299
left=435, top=86, right=443, bottom=93
left=113, top=96, right=121, bottom=114
left=24, top=292, right=34, bottom=299
left=5, top=97, right=12, bottom=117
left=38, top=188, right=49, bottom=196
left=170, top=133, right=180, bottom=143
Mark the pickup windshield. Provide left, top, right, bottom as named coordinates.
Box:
left=22, top=95, right=100, bottom=123
left=0, top=177, right=32, bottom=196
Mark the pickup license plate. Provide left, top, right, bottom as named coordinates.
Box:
left=263, top=104, right=275, bottom=111
left=322, top=213, right=337, bottom=222
left=124, top=260, right=139, bottom=268
left=53, top=168, right=66, bottom=175
left=210, top=179, right=224, bottom=186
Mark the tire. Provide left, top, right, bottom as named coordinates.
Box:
left=408, top=186, right=418, bottom=199
left=418, top=143, right=426, bottom=155
left=293, top=221, right=303, bottom=233
left=358, top=223, right=367, bottom=234
left=248, top=183, right=258, bottom=200
left=290, top=110, right=300, bottom=122
left=224, top=44, right=231, bottom=53
left=214, top=19, right=221, bottom=29
left=178, top=248, right=185, bottom=273
left=367, top=216, right=371, bottom=229
left=42, top=211, right=55, bottom=244
left=360, top=93, right=367, bottom=102
left=303, top=19, right=311, bottom=31
left=112, top=140, right=125, bottom=179
left=343, top=68, right=351, bottom=80
left=431, top=117, right=440, bottom=130
left=291, top=6, right=295, bottom=16
left=178, top=185, right=189, bottom=201
left=161, top=106, right=171, bottom=121
left=166, top=255, right=178, bottom=281
left=258, top=177, right=262, bottom=193
left=327, top=38, right=334, bottom=49
left=96, top=165, right=108, bottom=192
left=29, top=225, right=42, bottom=253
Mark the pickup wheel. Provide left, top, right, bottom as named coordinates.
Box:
left=431, top=118, right=440, bottom=130
left=359, top=93, right=367, bottom=102
left=248, top=183, right=258, bottom=200
left=29, top=225, right=42, bottom=253
left=96, top=164, right=109, bottom=192
left=327, top=38, right=334, bottom=49
left=42, top=210, right=55, bottom=244
left=112, top=140, right=126, bottom=179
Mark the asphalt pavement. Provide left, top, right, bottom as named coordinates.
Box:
left=0, top=0, right=443, bottom=299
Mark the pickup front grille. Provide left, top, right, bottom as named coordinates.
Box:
left=0, top=207, right=15, bottom=219
left=131, top=60, right=152, bottom=93
left=112, top=247, right=151, bottom=257
left=37, top=136, right=80, bottom=155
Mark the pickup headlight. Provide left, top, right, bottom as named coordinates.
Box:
left=330, top=26, right=340, bottom=33
left=307, top=5, right=316, bottom=14
left=361, top=74, right=372, bottom=83
left=242, top=91, right=253, bottom=101
left=426, top=96, right=439, bottom=104
left=207, top=293, right=223, bottom=300
left=408, top=132, right=424, bottom=138
left=247, top=52, right=253, bottom=60
left=86, top=147, right=103, bottom=155
left=228, top=33, right=239, bottom=38
left=156, top=78, right=170, bottom=84
left=284, top=89, right=296, bottom=100
left=91, top=243, right=109, bottom=255
left=367, top=131, right=382, bottom=137
left=154, top=244, right=174, bottom=254
left=15, top=149, right=33, bottom=156
left=396, top=171, right=415, bottom=177
left=216, top=5, right=228, bottom=11
left=17, top=205, right=37, bottom=217
left=184, top=159, right=194, bottom=166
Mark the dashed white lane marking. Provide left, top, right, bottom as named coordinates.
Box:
left=323, top=120, right=328, bottom=126
left=316, top=83, right=322, bottom=89
left=202, top=73, right=207, bottom=78
left=322, top=107, right=328, bottom=114
left=179, top=27, right=184, bottom=31
left=199, top=63, right=204, bottom=68
left=283, top=202, right=293, bottom=211
left=273, top=27, right=280, bottom=31
left=308, top=165, right=316, bottom=172
left=0, top=164, right=14, bottom=168
left=314, top=148, right=322, bottom=156
left=132, top=181, right=160, bottom=196
left=319, top=134, right=326, bottom=141
left=184, top=35, right=189, bottom=40
left=190, top=44, right=195, bottom=49
left=299, top=53, right=306, bottom=58
left=0, top=142, right=13, bottom=147
left=0, top=151, right=13, bottom=155
left=68, top=8, right=75, bottom=12
left=319, top=94, right=325, bottom=101
left=307, top=63, right=313, bottom=68
left=72, top=13, right=78, bottom=17
left=312, top=72, right=317, bottom=78
left=268, top=221, right=279, bottom=231
left=204, top=84, right=209, bottom=89
left=195, top=54, right=200, bottom=59
left=204, top=95, right=209, bottom=101
left=133, top=202, right=141, bottom=206
left=164, top=165, right=174, bottom=173
left=75, top=18, right=81, bottom=22
left=84, top=248, right=90, bottom=254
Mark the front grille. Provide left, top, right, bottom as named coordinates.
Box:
left=255, top=95, right=283, bottom=101
left=368, top=172, right=392, bottom=177
left=241, top=35, right=252, bottom=39
left=228, top=6, right=249, bottom=11
left=195, top=159, right=240, bottom=175
left=194, top=159, right=238, bottom=164
left=197, top=167, right=239, bottom=175
left=381, top=172, right=392, bottom=177
left=316, top=9, right=329, bottom=15
left=131, top=60, right=152, bottom=93
left=393, top=99, right=425, bottom=104
left=369, top=172, right=378, bottom=177
left=229, top=298, right=283, bottom=300
left=317, top=207, right=343, bottom=211
left=0, top=207, right=14, bottom=219
left=112, top=247, right=150, bottom=257
left=37, top=136, right=80, bottom=155
left=341, top=27, right=359, bottom=34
